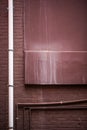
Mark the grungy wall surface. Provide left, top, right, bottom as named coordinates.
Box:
left=24, top=0, right=87, bottom=84
left=0, top=0, right=87, bottom=130
left=14, top=0, right=87, bottom=130
left=0, top=0, right=8, bottom=129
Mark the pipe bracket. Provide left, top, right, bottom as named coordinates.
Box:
left=8, top=85, right=14, bottom=87
left=8, top=49, right=14, bottom=51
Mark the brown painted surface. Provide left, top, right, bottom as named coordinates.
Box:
left=17, top=108, right=87, bottom=130
left=0, top=0, right=87, bottom=130
left=0, top=0, right=8, bottom=129
left=13, top=0, right=87, bottom=129
left=24, top=0, right=87, bottom=51
left=24, top=0, right=87, bottom=84
left=25, top=51, right=87, bottom=84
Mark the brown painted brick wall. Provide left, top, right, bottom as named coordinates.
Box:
left=14, top=0, right=87, bottom=130
left=0, top=0, right=87, bottom=130
left=17, top=108, right=87, bottom=130
left=0, top=0, right=8, bottom=129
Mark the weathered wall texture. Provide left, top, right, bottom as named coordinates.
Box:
left=0, top=0, right=8, bottom=129
left=0, top=0, right=87, bottom=130
left=14, top=0, right=87, bottom=130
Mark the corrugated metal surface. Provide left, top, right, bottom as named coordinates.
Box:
left=24, top=0, right=87, bottom=84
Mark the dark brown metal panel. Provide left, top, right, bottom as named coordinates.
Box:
left=24, top=0, right=87, bottom=51
left=46, top=0, right=87, bottom=51
left=62, top=52, right=87, bottom=84
left=24, top=0, right=87, bottom=84
left=25, top=51, right=63, bottom=84
left=25, top=52, right=87, bottom=84
left=24, top=0, right=49, bottom=50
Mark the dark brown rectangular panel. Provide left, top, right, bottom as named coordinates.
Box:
left=24, top=0, right=87, bottom=84
left=46, top=0, right=87, bottom=51
left=24, top=0, right=87, bottom=51
left=25, top=51, right=87, bottom=84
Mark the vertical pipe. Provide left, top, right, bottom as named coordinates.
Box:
left=29, top=108, right=31, bottom=130
left=23, top=108, right=25, bottom=130
left=8, top=0, right=14, bottom=130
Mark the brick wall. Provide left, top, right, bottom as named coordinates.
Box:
left=0, top=0, right=8, bottom=129
left=0, top=0, right=87, bottom=129
left=14, top=0, right=87, bottom=130
left=17, top=108, right=87, bottom=130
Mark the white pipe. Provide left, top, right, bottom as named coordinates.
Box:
left=8, top=0, right=14, bottom=130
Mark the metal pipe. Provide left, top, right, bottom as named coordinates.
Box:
left=17, top=99, right=87, bottom=107
left=24, top=50, right=87, bottom=53
left=8, top=0, right=14, bottom=130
